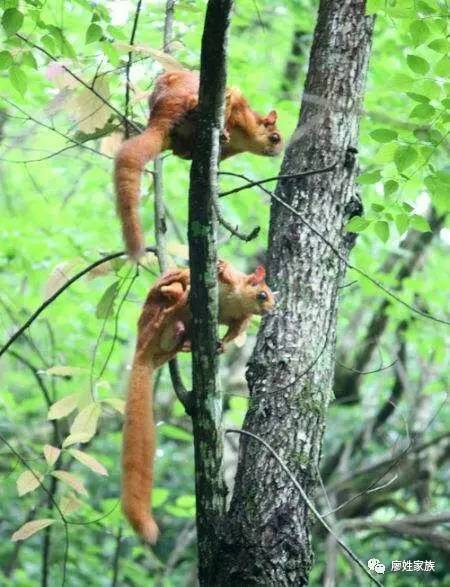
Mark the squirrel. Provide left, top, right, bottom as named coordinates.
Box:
left=122, top=260, right=275, bottom=543
left=114, top=70, right=283, bottom=259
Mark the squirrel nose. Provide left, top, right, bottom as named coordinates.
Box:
left=270, top=132, right=281, bottom=144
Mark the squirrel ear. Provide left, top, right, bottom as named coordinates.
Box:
left=264, top=110, right=277, bottom=126
left=248, top=265, right=266, bottom=285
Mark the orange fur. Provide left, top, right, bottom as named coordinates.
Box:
left=114, top=71, right=283, bottom=259
left=121, top=261, right=274, bottom=541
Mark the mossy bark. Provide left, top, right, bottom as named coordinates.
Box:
left=187, top=1, right=233, bottom=585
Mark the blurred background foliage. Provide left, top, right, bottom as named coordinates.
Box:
left=0, top=0, right=448, bottom=585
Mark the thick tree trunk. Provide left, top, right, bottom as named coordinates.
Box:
left=215, top=1, right=374, bottom=584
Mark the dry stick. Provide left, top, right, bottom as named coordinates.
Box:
left=153, top=0, right=190, bottom=411
left=220, top=171, right=450, bottom=326
left=225, top=428, right=383, bottom=587
left=0, top=247, right=157, bottom=360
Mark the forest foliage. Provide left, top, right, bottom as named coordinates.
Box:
left=0, top=0, right=449, bottom=585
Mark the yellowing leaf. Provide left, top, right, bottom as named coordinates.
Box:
left=115, top=42, right=184, bottom=72
left=100, top=131, right=123, bottom=157
left=70, top=403, right=101, bottom=440
left=43, top=445, right=61, bottom=467
left=59, top=493, right=83, bottom=515
left=43, top=259, right=82, bottom=300
left=48, top=393, right=80, bottom=420
left=51, top=470, right=88, bottom=496
left=16, top=470, right=44, bottom=496
left=11, top=519, right=54, bottom=542
left=68, top=77, right=111, bottom=133
left=62, top=433, right=92, bottom=448
left=69, top=449, right=108, bottom=476
left=46, top=366, right=84, bottom=377
left=103, top=398, right=125, bottom=414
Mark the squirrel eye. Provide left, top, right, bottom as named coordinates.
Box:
left=257, top=291, right=268, bottom=302
left=270, top=132, right=280, bottom=144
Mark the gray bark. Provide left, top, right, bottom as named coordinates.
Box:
left=215, top=1, right=374, bottom=584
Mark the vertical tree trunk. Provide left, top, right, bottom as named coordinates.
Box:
left=187, top=1, right=233, bottom=585
left=215, top=1, right=374, bottom=584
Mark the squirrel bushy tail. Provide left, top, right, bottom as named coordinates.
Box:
left=114, top=122, right=168, bottom=259
left=122, top=352, right=159, bottom=543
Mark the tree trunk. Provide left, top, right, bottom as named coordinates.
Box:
left=215, top=1, right=374, bottom=584
left=187, top=1, right=233, bottom=585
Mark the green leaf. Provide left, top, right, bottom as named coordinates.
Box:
left=41, top=34, right=56, bottom=54
left=428, top=38, right=448, bottom=53
left=371, top=203, right=384, bottom=212
left=96, top=280, right=120, bottom=319
left=175, top=495, right=196, bottom=509
left=21, top=51, right=38, bottom=69
left=152, top=488, right=169, bottom=508
left=357, top=170, right=381, bottom=185
left=406, top=54, right=429, bottom=75
left=9, top=65, right=27, bottom=95
left=384, top=180, right=398, bottom=196
left=345, top=217, right=370, bottom=233
left=406, top=92, right=429, bottom=103
left=409, top=20, right=430, bottom=46
left=85, top=23, right=103, bottom=44
left=374, top=221, right=389, bottom=243
left=394, top=145, right=417, bottom=172
left=410, top=103, right=435, bottom=119
left=416, top=79, right=441, bottom=99
left=370, top=129, right=398, bottom=143
left=0, top=50, right=13, bottom=69
left=2, top=7, right=23, bottom=35
left=435, top=55, right=450, bottom=77
left=402, top=202, right=414, bottom=212
left=395, top=213, right=409, bottom=235
left=159, top=423, right=192, bottom=442
left=410, top=214, right=431, bottom=232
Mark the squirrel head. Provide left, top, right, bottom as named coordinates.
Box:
left=257, top=110, right=283, bottom=157
left=241, top=265, right=276, bottom=316
left=225, top=90, right=283, bottom=158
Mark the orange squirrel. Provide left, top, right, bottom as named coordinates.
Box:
left=114, top=70, right=283, bottom=259
left=122, top=260, right=275, bottom=542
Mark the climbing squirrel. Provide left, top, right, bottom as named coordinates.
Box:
left=115, top=70, right=283, bottom=259
left=122, top=260, right=275, bottom=543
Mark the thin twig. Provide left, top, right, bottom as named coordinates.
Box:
left=213, top=198, right=260, bottom=241
left=218, top=161, right=338, bottom=197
